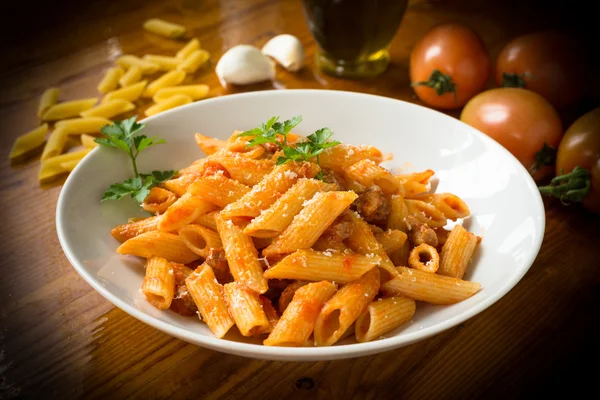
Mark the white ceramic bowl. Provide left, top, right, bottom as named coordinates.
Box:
left=56, top=90, right=545, bottom=361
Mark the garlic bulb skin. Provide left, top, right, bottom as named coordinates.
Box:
left=216, top=45, right=276, bottom=87
left=261, top=34, right=305, bottom=72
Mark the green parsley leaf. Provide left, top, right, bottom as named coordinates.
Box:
left=307, top=127, right=333, bottom=145
left=147, top=170, right=177, bottom=182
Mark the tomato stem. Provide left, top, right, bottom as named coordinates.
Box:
left=412, top=69, right=457, bottom=99
left=501, top=72, right=534, bottom=88
left=538, top=166, right=591, bottom=204
left=530, top=142, right=557, bottom=175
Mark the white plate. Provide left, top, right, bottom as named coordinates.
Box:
left=56, top=90, right=545, bottom=361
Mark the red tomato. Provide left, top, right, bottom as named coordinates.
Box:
left=540, top=107, right=600, bottom=213
left=410, top=24, right=490, bottom=110
left=495, top=31, right=585, bottom=109
left=460, top=88, right=563, bottom=180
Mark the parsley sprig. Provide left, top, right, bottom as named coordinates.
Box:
left=239, top=116, right=340, bottom=179
left=95, top=117, right=176, bottom=203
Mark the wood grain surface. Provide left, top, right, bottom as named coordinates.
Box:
left=1, top=0, right=599, bottom=399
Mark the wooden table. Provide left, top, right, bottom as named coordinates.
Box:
left=1, top=0, right=599, bottom=399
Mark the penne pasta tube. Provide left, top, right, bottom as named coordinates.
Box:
left=119, top=65, right=143, bottom=87
left=428, top=193, right=471, bottom=220
left=375, top=229, right=408, bottom=255
left=177, top=49, right=210, bottom=73
left=141, top=187, right=177, bottom=214
left=79, top=134, right=98, bottom=149
left=145, top=94, right=192, bottom=117
left=215, top=213, right=268, bottom=294
left=260, top=296, right=279, bottom=334
left=161, top=173, right=199, bottom=197
left=314, top=267, right=380, bottom=346
left=408, top=243, right=440, bottom=273
left=264, top=281, right=337, bottom=346
left=438, top=225, right=479, bottom=279
left=154, top=84, right=210, bottom=103
left=97, top=66, right=124, bottom=93
left=177, top=157, right=207, bottom=175
left=317, top=144, right=384, bottom=171
left=59, top=159, right=80, bottom=172
left=55, top=117, right=111, bottom=134
left=187, top=173, right=251, bottom=207
left=102, top=81, right=147, bottom=103
left=355, top=296, right=416, bottom=342
left=143, top=54, right=182, bottom=71
left=186, top=264, right=234, bottom=338
left=209, top=151, right=274, bottom=186
left=346, top=159, right=403, bottom=195
left=396, top=170, right=435, bottom=198
left=158, top=193, right=216, bottom=232
left=193, top=211, right=218, bottom=231
left=37, top=88, right=60, bottom=118
left=141, top=256, right=175, bottom=310
left=387, top=194, right=408, bottom=233
left=143, top=70, right=186, bottom=98
left=80, top=99, right=135, bottom=119
left=262, top=191, right=358, bottom=257
left=143, top=18, right=186, bottom=38
left=223, top=282, right=270, bottom=336
left=9, top=124, right=48, bottom=160
left=404, top=199, right=447, bottom=228
left=42, top=98, right=98, bottom=121
left=111, top=215, right=161, bottom=243
left=41, top=127, right=68, bottom=160
left=176, top=38, right=200, bottom=59
left=178, top=224, right=223, bottom=258
left=116, top=55, right=160, bottom=74
left=263, top=249, right=380, bottom=283
left=38, top=149, right=90, bottom=184
left=116, top=230, right=201, bottom=264
left=381, top=266, right=481, bottom=304
left=194, top=133, right=227, bottom=155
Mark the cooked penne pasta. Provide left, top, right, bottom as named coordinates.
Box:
left=143, top=54, right=182, bottom=71
left=143, top=18, right=186, bottom=38
left=428, top=193, right=471, bottom=220
left=42, top=98, right=98, bottom=121
left=438, top=225, right=479, bottom=279
left=176, top=38, right=200, bottom=59
left=193, top=211, right=218, bottom=231
left=143, top=70, right=186, bottom=98
left=111, top=216, right=161, bottom=242
left=194, top=133, right=227, bottom=155
left=119, top=65, right=143, bottom=88
left=161, top=173, right=199, bottom=196
left=9, top=124, right=48, bottom=160
left=145, top=94, right=192, bottom=117
left=404, top=199, right=447, bottom=228
left=375, top=229, right=408, bottom=255
left=154, top=84, right=210, bottom=103
left=37, top=88, right=60, bottom=118
left=177, top=49, right=210, bottom=73
left=141, top=187, right=177, bottom=214
left=97, top=66, right=124, bottom=93
left=158, top=193, right=216, bottom=232
left=314, top=268, right=380, bottom=346
left=263, top=249, right=380, bottom=282
left=264, top=281, right=337, bottom=346
left=346, top=159, right=403, bottom=195
left=177, top=157, right=207, bottom=175
left=387, top=194, right=408, bottom=233
left=186, top=264, right=234, bottom=338
left=224, top=282, right=270, bottom=336
left=141, top=256, right=175, bottom=310
left=397, top=170, right=435, bottom=198
left=41, top=127, right=68, bottom=160
left=116, top=55, right=160, bottom=74
left=187, top=173, right=251, bottom=207
left=178, top=224, right=223, bottom=258
left=55, top=117, right=111, bottom=135
left=260, top=296, right=279, bottom=333
left=408, top=243, right=440, bottom=273
left=80, top=99, right=135, bottom=119
left=381, top=266, right=481, bottom=304
left=102, top=81, right=147, bottom=103
left=355, top=296, right=416, bottom=342
left=318, top=144, right=383, bottom=171
left=116, top=230, right=200, bottom=264
left=209, top=151, right=274, bottom=186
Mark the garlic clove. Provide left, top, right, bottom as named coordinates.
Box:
left=261, top=34, right=305, bottom=72
left=215, top=45, right=276, bottom=87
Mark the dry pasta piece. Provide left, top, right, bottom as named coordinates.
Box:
left=404, top=199, right=447, bottom=228
left=161, top=173, right=199, bottom=196
left=116, top=230, right=200, bottom=264
left=186, top=264, right=234, bottom=338
left=141, top=256, right=175, bottom=310
left=263, top=249, right=380, bottom=283
left=80, top=99, right=135, bottom=119
left=145, top=94, right=192, bottom=117
left=102, top=81, right=147, bottom=103
left=408, top=243, right=440, bottom=273
left=428, top=193, right=470, bottom=220
left=111, top=216, right=161, bottom=242
left=176, top=38, right=200, bottom=59
left=262, top=191, right=358, bottom=257
left=264, top=281, right=337, bottom=347
left=56, top=117, right=111, bottom=134
left=41, top=127, right=68, bottom=160
left=178, top=224, right=223, bottom=258
left=346, top=159, right=403, bottom=195
left=375, top=229, right=408, bottom=255
left=154, top=84, right=210, bottom=103
left=193, top=211, right=218, bottom=231
left=141, top=187, right=177, bottom=214
left=194, top=134, right=227, bottom=155
left=116, top=55, right=159, bottom=74
left=355, top=296, right=416, bottom=342
left=381, top=266, right=481, bottom=304
left=223, top=282, right=270, bottom=337
left=208, top=152, right=274, bottom=186
left=97, top=66, right=124, bottom=93
left=59, top=159, right=80, bottom=172
left=215, top=213, right=268, bottom=294
left=37, top=88, right=59, bottom=118
left=38, top=149, right=90, bottom=184
left=317, top=144, right=383, bottom=172
left=143, top=18, right=186, bottom=38
left=314, top=267, right=380, bottom=346
left=158, top=193, right=216, bottom=232
left=9, top=124, right=48, bottom=161
left=42, top=98, right=98, bottom=121
left=187, top=174, right=250, bottom=207
left=438, top=225, right=479, bottom=279
left=220, top=162, right=319, bottom=219
left=143, top=54, right=182, bottom=71
left=177, top=49, right=210, bottom=73
left=143, top=70, right=186, bottom=98
left=119, top=65, right=143, bottom=87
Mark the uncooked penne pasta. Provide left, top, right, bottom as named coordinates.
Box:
left=264, top=281, right=337, bottom=346
left=143, top=18, right=186, bottom=38
left=186, top=264, right=234, bottom=338
left=42, top=98, right=98, bottom=121
left=59, top=159, right=80, bottom=172
left=80, top=134, right=98, bottom=149
left=408, top=243, right=440, bottom=273
left=404, top=199, right=447, bottom=228
left=355, top=296, right=416, bottom=342
left=209, top=151, right=274, bottom=186
left=194, top=134, right=227, bottom=155
left=158, top=193, right=216, bottom=232
left=224, top=282, right=270, bottom=336
left=263, top=249, right=380, bottom=283
left=37, top=88, right=59, bottom=118
left=116, top=55, right=160, bottom=74
left=145, top=94, right=192, bottom=117
left=102, top=81, right=147, bottom=103
left=116, top=230, right=200, bottom=264
left=143, top=54, right=182, bottom=71
left=429, top=193, right=471, bottom=220
left=9, top=124, right=48, bottom=160
left=97, top=66, right=124, bottom=93
left=346, top=159, right=403, bottom=195
left=41, top=127, right=68, bottom=160
left=154, top=84, right=210, bottom=103
left=262, top=191, right=358, bottom=257
left=375, top=229, right=408, bottom=255
left=193, top=211, right=218, bottom=231
left=438, top=225, right=479, bottom=279
left=111, top=216, right=161, bottom=243
left=143, top=70, right=186, bottom=98
left=141, top=256, right=175, bottom=310
left=314, top=268, right=380, bottom=346
left=80, top=99, right=135, bottom=119
left=176, top=38, right=200, bottom=59
left=141, top=187, right=177, bottom=214
left=119, top=65, right=143, bottom=88
left=55, top=117, right=111, bottom=134
left=38, top=149, right=90, bottom=184
left=177, top=49, right=210, bottom=73
left=187, top=174, right=251, bottom=207
left=178, top=224, right=223, bottom=258
left=381, top=266, right=481, bottom=304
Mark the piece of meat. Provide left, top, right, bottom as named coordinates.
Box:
left=324, top=210, right=354, bottom=241
left=169, top=263, right=198, bottom=317
left=205, top=248, right=232, bottom=284
left=321, top=168, right=346, bottom=190
left=353, top=186, right=391, bottom=225
left=261, top=142, right=281, bottom=158
left=405, top=215, right=438, bottom=247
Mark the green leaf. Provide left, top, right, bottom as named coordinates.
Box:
left=121, top=117, right=145, bottom=137
left=100, top=176, right=143, bottom=202
left=276, top=156, right=289, bottom=165
left=133, top=176, right=155, bottom=203
left=238, top=127, right=264, bottom=137
left=307, top=127, right=333, bottom=145
left=247, top=135, right=277, bottom=147
left=263, top=116, right=279, bottom=131
left=282, top=115, right=302, bottom=133
left=318, top=140, right=340, bottom=150
left=283, top=146, right=302, bottom=161
left=94, top=137, right=131, bottom=153
left=148, top=170, right=177, bottom=182
left=315, top=170, right=324, bottom=180
left=135, top=136, right=166, bottom=153
left=101, top=124, right=125, bottom=138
